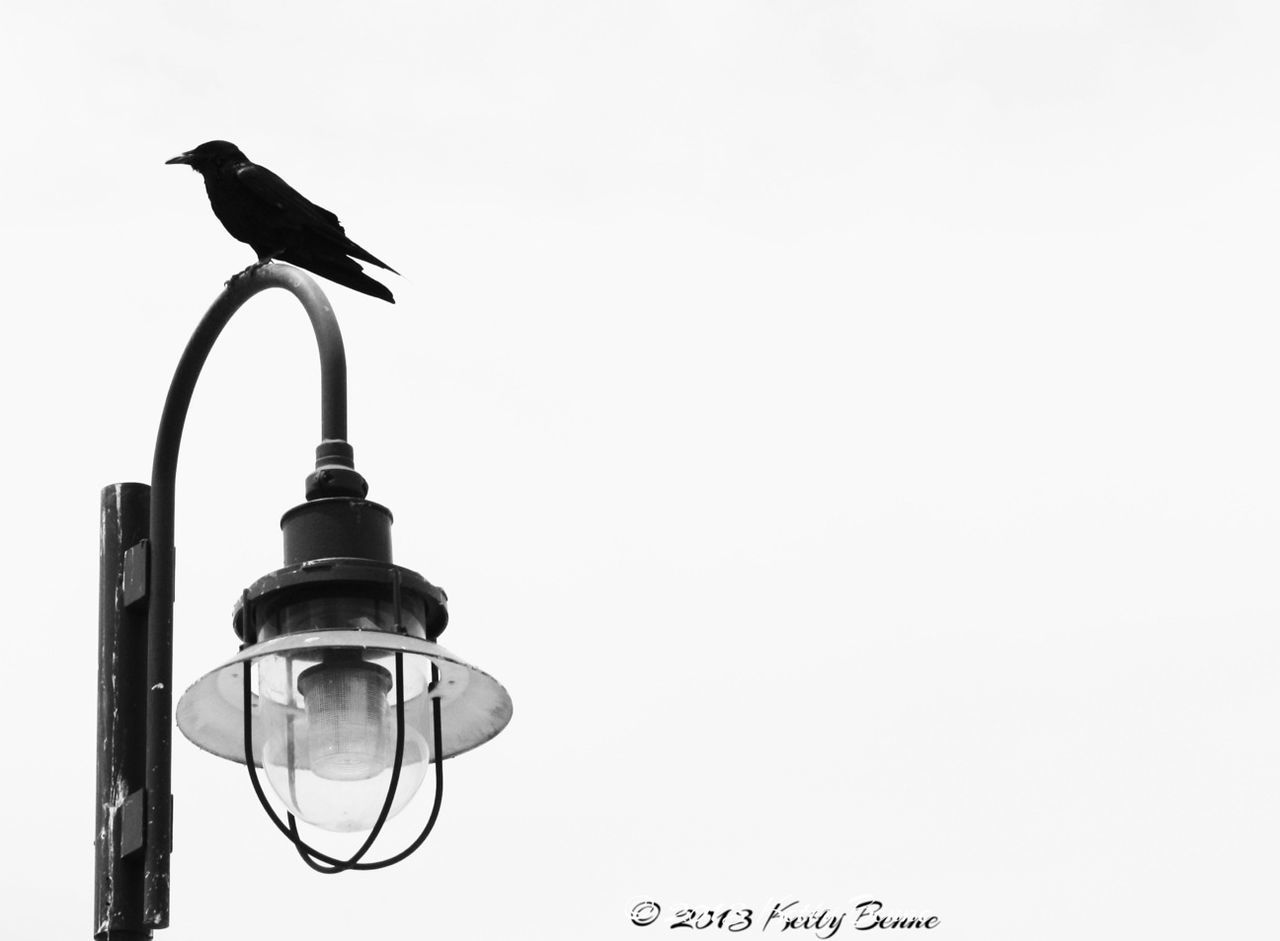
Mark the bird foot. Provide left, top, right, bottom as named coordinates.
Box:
left=224, top=261, right=271, bottom=287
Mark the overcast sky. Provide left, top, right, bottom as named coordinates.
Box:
left=2, top=2, right=1277, bottom=939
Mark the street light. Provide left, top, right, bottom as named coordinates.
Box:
left=95, top=265, right=512, bottom=940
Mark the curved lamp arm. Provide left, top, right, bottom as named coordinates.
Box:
left=142, top=264, right=350, bottom=925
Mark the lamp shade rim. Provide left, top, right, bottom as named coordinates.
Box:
left=176, top=630, right=512, bottom=767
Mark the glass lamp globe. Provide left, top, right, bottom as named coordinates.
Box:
left=257, top=650, right=432, bottom=832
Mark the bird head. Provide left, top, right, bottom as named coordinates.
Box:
left=165, top=140, right=247, bottom=173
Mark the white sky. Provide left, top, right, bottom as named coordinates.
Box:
left=2, top=1, right=1277, bottom=938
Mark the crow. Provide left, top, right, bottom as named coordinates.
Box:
left=166, top=140, right=398, bottom=303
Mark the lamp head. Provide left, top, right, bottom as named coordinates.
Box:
left=176, top=489, right=511, bottom=834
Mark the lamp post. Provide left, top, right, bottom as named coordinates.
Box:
left=95, top=265, right=512, bottom=940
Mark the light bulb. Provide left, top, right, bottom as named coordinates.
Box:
left=258, top=651, right=430, bottom=832
left=297, top=658, right=392, bottom=781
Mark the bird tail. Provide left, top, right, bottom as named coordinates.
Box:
left=338, top=236, right=399, bottom=275
left=279, top=249, right=395, bottom=303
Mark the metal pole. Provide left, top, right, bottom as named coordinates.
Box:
left=95, top=264, right=351, bottom=932
left=95, top=482, right=152, bottom=941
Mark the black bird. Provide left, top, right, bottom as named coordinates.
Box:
left=167, top=140, right=398, bottom=303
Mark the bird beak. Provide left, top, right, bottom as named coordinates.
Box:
left=165, top=152, right=192, bottom=166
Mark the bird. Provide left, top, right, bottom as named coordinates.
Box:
left=166, top=140, right=398, bottom=303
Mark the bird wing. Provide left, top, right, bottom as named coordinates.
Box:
left=233, top=162, right=346, bottom=232
left=234, top=163, right=398, bottom=274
